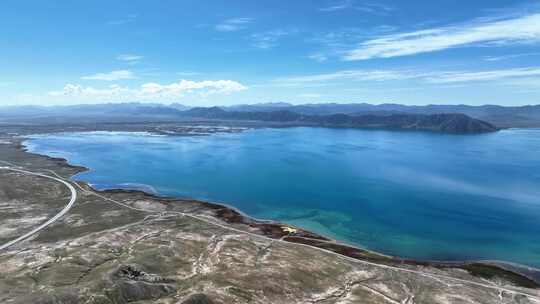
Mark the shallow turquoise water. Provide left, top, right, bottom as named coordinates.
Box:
left=26, top=128, right=540, bottom=267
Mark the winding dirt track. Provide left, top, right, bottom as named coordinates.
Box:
left=0, top=166, right=77, bottom=251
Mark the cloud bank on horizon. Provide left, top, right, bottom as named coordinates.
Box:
left=1, top=0, right=539, bottom=106
left=47, top=80, right=247, bottom=102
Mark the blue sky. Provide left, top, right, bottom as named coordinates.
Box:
left=1, top=0, right=540, bottom=106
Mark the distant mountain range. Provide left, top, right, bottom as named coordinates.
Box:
left=3, top=101, right=539, bottom=133
left=2, top=102, right=538, bottom=127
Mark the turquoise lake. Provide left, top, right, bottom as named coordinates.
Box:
left=25, top=128, right=540, bottom=268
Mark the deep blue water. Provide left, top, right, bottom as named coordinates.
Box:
left=25, top=128, right=540, bottom=267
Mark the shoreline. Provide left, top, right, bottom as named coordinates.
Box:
left=8, top=134, right=540, bottom=289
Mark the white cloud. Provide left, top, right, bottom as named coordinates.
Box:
left=108, top=14, right=138, bottom=26
left=177, top=71, right=203, bottom=76
left=48, top=80, right=247, bottom=101
left=319, top=0, right=393, bottom=14
left=503, top=77, right=540, bottom=89
left=308, top=26, right=397, bottom=62
left=215, top=18, right=253, bottom=32
left=483, top=52, right=540, bottom=61
left=319, top=0, right=353, bottom=12
left=250, top=30, right=293, bottom=49
left=308, top=53, right=328, bottom=62
left=117, top=54, right=144, bottom=63
left=344, top=13, right=540, bottom=61
left=275, top=67, right=540, bottom=86
left=427, top=67, right=540, bottom=83
left=354, top=3, right=394, bottom=15
left=139, top=80, right=247, bottom=97
left=298, top=93, right=322, bottom=99
left=276, top=70, right=417, bottom=84
left=48, top=84, right=130, bottom=98
left=82, top=70, right=136, bottom=81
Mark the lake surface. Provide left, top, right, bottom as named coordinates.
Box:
left=25, top=128, right=540, bottom=267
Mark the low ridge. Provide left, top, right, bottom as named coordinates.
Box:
left=180, top=108, right=498, bottom=134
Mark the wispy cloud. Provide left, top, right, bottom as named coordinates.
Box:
left=319, top=0, right=353, bottom=12
left=504, top=77, right=540, bottom=89
left=344, top=12, right=540, bottom=61
left=298, top=93, right=322, bottom=99
left=308, top=26, right=397, bottom=61
left=177, top=71, right=203, bottom=76
left=355, top=2, right=394, bottom=15
left=427, top=67, right=540, bottom=83
left=117, top=54, right=144, bottom=64
left=215, top=18, right=253, bottom=32
left=308, top=53, right=328, bottom=62
left=483, top=52, right=540, bottom=61
left=319, top=0, right=394, bottom=14
left=49, top=84, right=129, bottom=98
left=108, top=14, right=138, bottom=26
left=48, top=80, right=247, bottom=101
left=275, top=67, right=540, bottom=86
left=313, top=26, right=397, bottom=47
left=276, top=70, right=417, bottom=84
left=82, top=70, right=136, bottom=81
left=140, top=80, right=247, bottom=97
left=250, top=29, right=295, bottom=49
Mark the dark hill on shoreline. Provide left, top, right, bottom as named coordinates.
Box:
left=226, top=103, right=540, bottom=128
left=180, top=107, right=498, bottom=134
